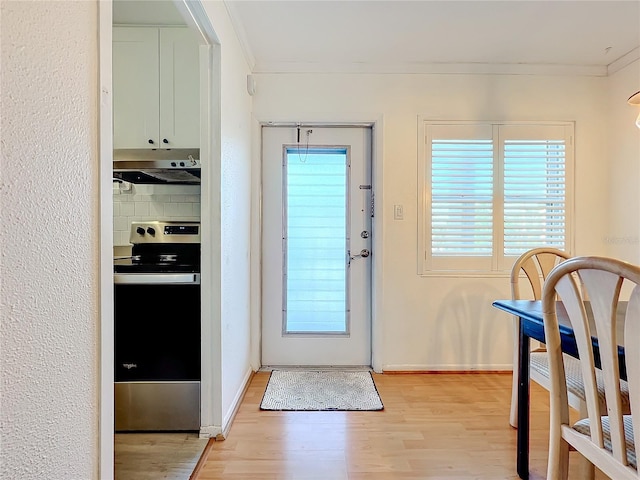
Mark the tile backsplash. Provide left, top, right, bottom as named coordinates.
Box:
left=113, top=182, right=201, bottom=246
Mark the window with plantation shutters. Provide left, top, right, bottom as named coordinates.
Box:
left=418, top=121, right=574, bottom=273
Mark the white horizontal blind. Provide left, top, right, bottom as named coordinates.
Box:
left=431, top=139, right=494, bottom=257
left=284, top=147, right=348, bottom=333
left=503, top=139, right=566, bottom=256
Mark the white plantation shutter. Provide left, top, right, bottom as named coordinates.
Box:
left=503, top=140, right=566, bottom=255
left=420, top=121, right=573, bottom=273
left=499, top=124, right=570, bottom=271
left=431, top=139, right=493, bottom=256
left=425, top=124, right=495, bottom=271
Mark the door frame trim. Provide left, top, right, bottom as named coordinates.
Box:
left=99, top=1, right=220, bottom=477
left=98, top=4, right=114, bottom=477
left=252, top=119, right=384, bottom=371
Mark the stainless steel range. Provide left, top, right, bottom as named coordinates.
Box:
left=114, top=221, right=200, bottom=431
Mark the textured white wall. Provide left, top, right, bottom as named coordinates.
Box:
left=1, top=2, right=99, bottom=478
left=252, top=73, right=613, bottom=370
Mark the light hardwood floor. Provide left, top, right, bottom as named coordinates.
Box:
left=115, top=432, right=208, bottom=480
left=194, top=372, right=610, bottom=480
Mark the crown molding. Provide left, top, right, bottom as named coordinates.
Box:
left=251, top=61, right=608, bottom=77
left=224, top=1, right=256, bottom=71
left=608, top=46, right=640, bottom=76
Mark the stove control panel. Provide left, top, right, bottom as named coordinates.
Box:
left=164, top=225, right=199, bottom=235
left=130, top=221, right=200, bottom=244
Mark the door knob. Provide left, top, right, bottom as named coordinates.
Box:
left=349, top=249, right=370, bottom=261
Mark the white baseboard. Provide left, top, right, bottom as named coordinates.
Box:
left=220, top=367, right=254, bottom=439
left=198, top=368, right=254, bottom=440
left=382, top=363, right=513, bottom=372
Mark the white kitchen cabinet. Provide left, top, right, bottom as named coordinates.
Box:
left=113, top=26, right=200, bottom=149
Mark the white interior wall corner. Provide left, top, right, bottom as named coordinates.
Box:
left=200, top=0, right=255, bottom=432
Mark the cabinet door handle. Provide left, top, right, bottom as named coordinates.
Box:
left=148, top=139, right=155, bottom=145
left=163, top=138, right=169, bottom=144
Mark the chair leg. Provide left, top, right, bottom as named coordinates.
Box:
left=577, top=455, right=595, bottom=480
left=547, top=427, right=570, bottom=480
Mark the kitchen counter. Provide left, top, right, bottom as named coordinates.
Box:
left=114, top=245, right=132, bottom=258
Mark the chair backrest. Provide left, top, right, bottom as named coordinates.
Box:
left=511, top=247, right=570, bottom=300
left=542, top=256, right=640, bottom=471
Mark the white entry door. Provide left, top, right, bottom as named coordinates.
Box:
left=262, top=126, right=373, bottom=366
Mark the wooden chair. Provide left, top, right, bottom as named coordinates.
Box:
left=510, top=248, right=572, bottom=428
left=509, top=248, right=630, bottom=429
left=543, top=256, right=639, bottom=480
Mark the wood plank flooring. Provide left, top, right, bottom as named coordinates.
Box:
left=115, top=432, right=208, bottom=480
left=194, top=372, right=610, bottom=480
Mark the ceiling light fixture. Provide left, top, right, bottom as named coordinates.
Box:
left=628, top=90, right=640, bottom=129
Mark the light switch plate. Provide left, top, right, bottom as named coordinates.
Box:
left=394, top=204, right=404, bottom=220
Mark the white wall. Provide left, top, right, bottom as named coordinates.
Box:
left=252, top=73, right=612, bottom=370
left=606, top=59, right=640, bottom=264
left=1, top=2, right=100, bottom=478
left=202, top=1, right=254, bottom=430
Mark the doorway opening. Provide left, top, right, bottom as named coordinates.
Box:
left=99, top=1, right=220, bottom=478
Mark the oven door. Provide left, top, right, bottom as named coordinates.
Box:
left=114, top=273, right=200, bottom=382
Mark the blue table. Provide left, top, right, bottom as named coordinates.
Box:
left=492, top=299, right=627, bottom=480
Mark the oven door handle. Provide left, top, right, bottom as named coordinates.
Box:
left=114, top=273, right=201, bottom=285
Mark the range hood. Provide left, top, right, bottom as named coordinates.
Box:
left=113, top=149, right=200, bottom=185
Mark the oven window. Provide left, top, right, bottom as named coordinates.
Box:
left=114, top=284, right=200, bottom=381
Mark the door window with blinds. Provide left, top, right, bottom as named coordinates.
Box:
left=418, top=121, right=574, bottom=273
left=283, top=147, right=349, bottom=334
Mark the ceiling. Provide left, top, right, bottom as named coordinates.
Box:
left=113, top=0, right=186, bottom=25
left=113, top=0, right=640, bottom=76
